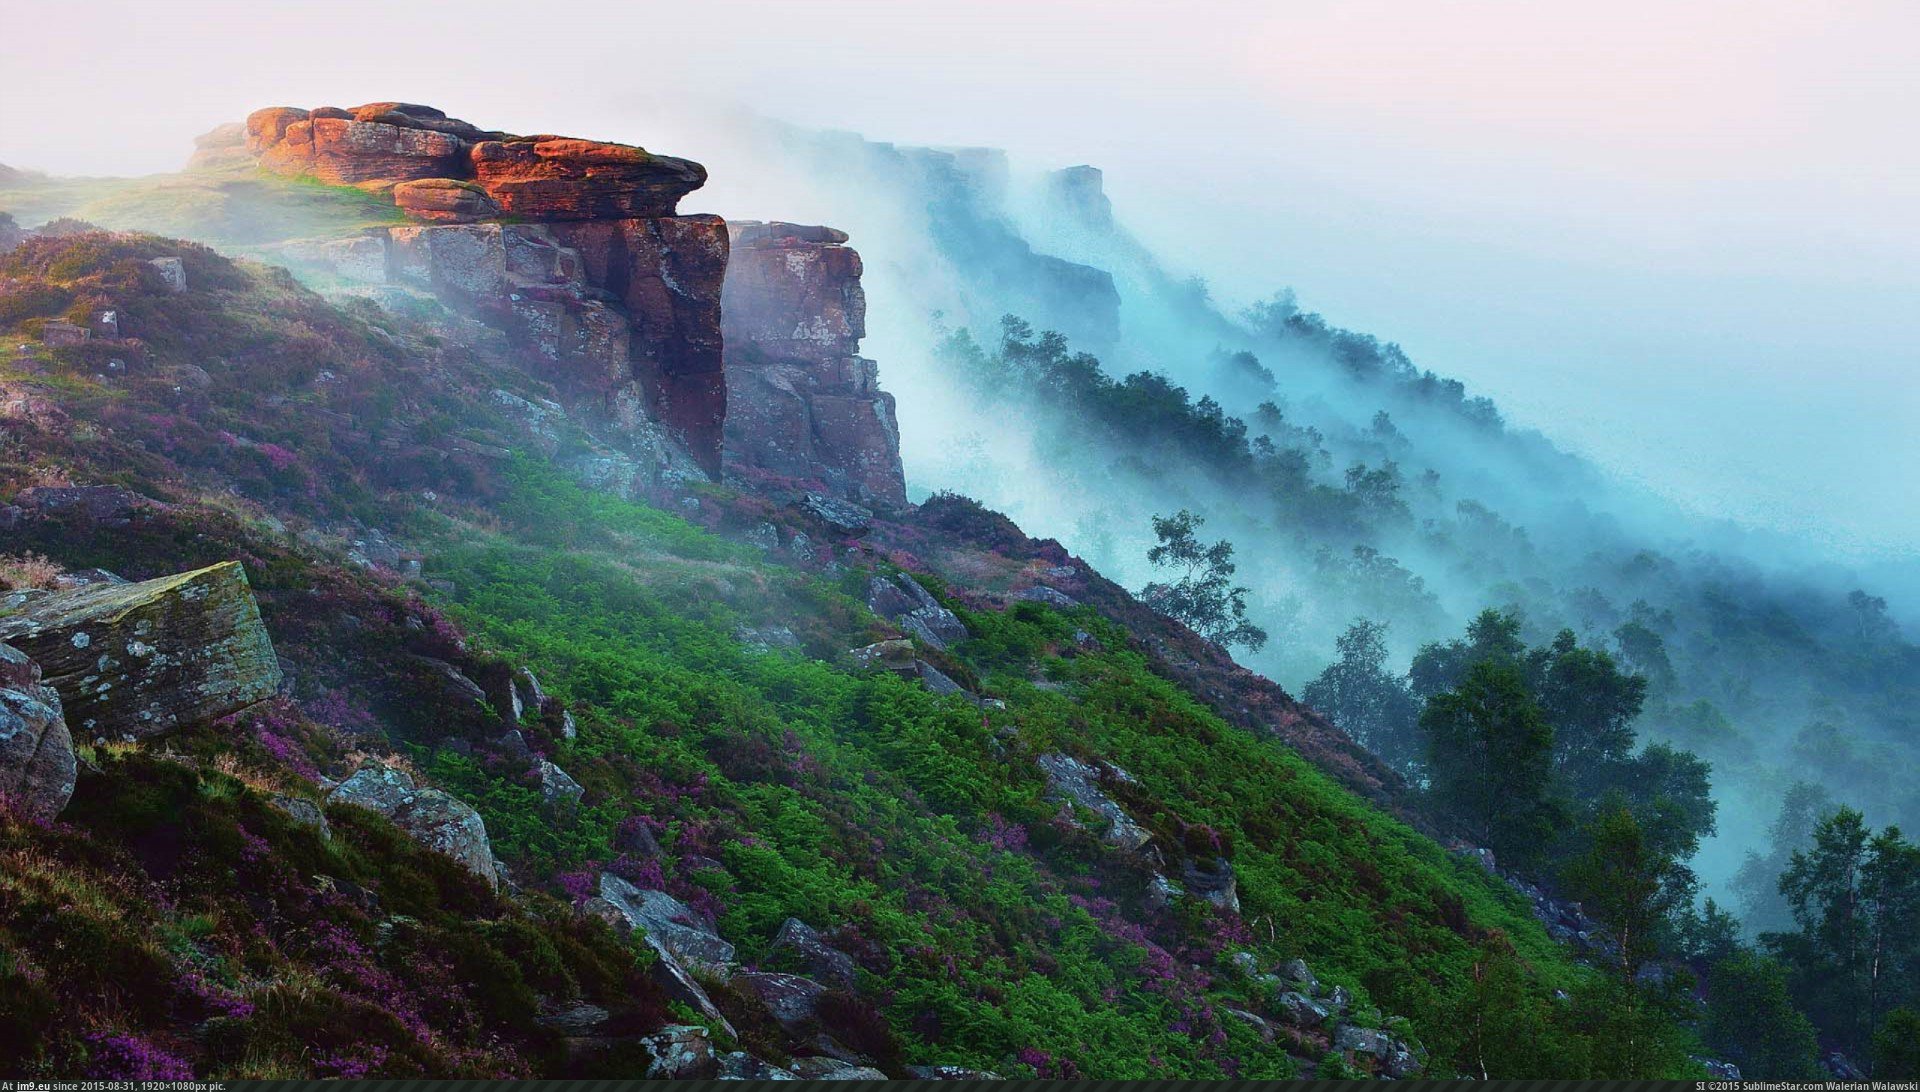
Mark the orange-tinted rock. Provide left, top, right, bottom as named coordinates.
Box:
left=261, top=114, right=468, bottom=186
left=187, top=122, right=249, bottom=171
left=470, top=138, right=705, bottom=220
left=722, top=222, right=905, bottom=507
left=245, top=106, right=308, bottom=154
left=392, top=178, right=501, bottom=224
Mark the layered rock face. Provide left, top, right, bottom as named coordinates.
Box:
left=246, top=103, right=726, bottom=477
left=721, top=222, right=906, bottom=507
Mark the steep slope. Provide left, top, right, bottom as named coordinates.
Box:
left=0, top=153, right=1698, bottom=1077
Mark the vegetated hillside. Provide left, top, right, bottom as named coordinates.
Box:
left=0, top=230, right=1707, bottom=1078
left=739, top=124, right=1920, bottom=888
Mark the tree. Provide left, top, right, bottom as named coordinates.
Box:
left=1700, top=951, right=1823, bottom=1079
left=1876, top=1008, right=1920, bottom=1079
left=1140, top=509, right=1267, bottom=651
left=1767, top=808, right=1920, bottom=1063
left=1420, top=659, right=1564, bottom=868
left=1530, top=630, right=1645, bottom=795
left=1409, top=608, right=1526, bottom=699
left=1302, top=619, right=1422, bottom=777
left=1561, top=806, right=1682, bottom=982
left=1733, top=782, right=1832, bottom=934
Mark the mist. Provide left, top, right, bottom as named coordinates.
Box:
left=5, top=0, right=1917, bottom=919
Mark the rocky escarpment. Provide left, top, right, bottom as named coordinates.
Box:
left=721, top=222, right=906, bottom=508
left=248, top=103, right=728, bottom=478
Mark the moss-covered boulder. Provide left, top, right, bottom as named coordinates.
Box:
left=0, top=561, right=280, bottom=741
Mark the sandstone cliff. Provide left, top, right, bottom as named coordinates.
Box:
left=247, top=103, right=727, bottom=478
left=721, top=222, right=906, bottom=508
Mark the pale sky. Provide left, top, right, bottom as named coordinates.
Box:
left=3, top=0, right=1916, bottom=559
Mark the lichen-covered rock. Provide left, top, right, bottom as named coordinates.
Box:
left=533, top=756, right=583, bottom=806
left=0, top=561, right=280, bottom=741
left=252, top=106, right=469, bottom=186
left=1037, top=752, right=1151, bottom=851
left=786, top=1057, right=888, bottom=1080
left=585, top=875, right=737, bottom=1037
left=907, top=1065, right=1005, bottom=1080
left=0, top=643, right=74, bottom=820
left=470, top=138, right=706, bottom=221
left=801, top=492, right=873, bottom=534
left=269, top=793, right=331, bottom=840
left=1274, top=990, right=1329, bottom=1028
left=770, top=917, right=859, bottom=988
left=328, top=761, right=498, bottom=889
left=1181, top=856, right=1240, bottom=913
left=635, top=1024, right=718, bottom=1079
left=723, top=222, right=906, bottom=508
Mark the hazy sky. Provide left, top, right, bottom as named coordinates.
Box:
left=4, top=0, right=1916, bottom=558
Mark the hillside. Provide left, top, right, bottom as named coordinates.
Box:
left=0, top=104, right=1717, bottom=1079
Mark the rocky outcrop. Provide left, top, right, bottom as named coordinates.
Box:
left=328, top=761, right=499, bottom=889
left=770, top=917, right=859, bottom=988
left=244, top=103, right=728, bottom=477
left=865, top=573, right=968, bottom=651
left=1037, top=752, right=1151, bottom=851
left=589, top=872, right=738, bottom=1037
left=722, top=222, right=906, bottom=508
left=0, top=561, right=281, bottom=742
left=0, top=643, right=74, bottom=820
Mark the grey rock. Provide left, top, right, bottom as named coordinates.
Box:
left=0, top=561, right=280, bottom=742
left=269, top=793, right=331, bottom=840
left=1274, top=990, right=1330, bottom=1028
left=1036, top=752, right=1151, bottom=851
left=1146, top=873, right=1184, bottom=910
left=771, top=917, right=859, bottom=988
left=1229, top=951, right=1262, bottom=978
left=1281, top=957, right=1318, bottom=992
left=739, top=970, right=827, bottom=1029
left=1223, top=1007, right=1276, bottom=1042
left=560, top=709, right=577, bottom=740
left=787, top=1058, right=888, bottom=1080
left=866, top=573, right=968, bottom=652
left=597, top=872, right=735, bottom=973
left=907, top=1065, right=1004, bottom=1079
left=1018, top=585, right=1078, bottom=608
left=1335, top=1025, right=1393, bottom=1056
left=148, top=257, right=187, bottom=292
left=738, top=624, right=803, bottom=653
left=849, top=639, right=915, bottom=673
left=801, top=492, right=873, bottom=534
left=913, top=659, right=967, bottom=697
left=1181, top=856, right=1240, bottom=913
left=534, top=756, right=583, bottom=806
left=328, top=761, right=498, bottom=888
left=719, top=1052, right=797, bottom=1080
left=637, top=1024, right=718, bottom=1079
left=536, top=1002, right=609, bottom=1036
left=1693, top=1057, right=1742, bottom=1081
left=0, top=644, right=74, bottom=821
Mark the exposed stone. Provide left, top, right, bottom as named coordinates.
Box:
left=252, top=107, right=468, bottom=186
left=907, top=1065, right=1005, bottom=1080
left=1145, top=873, right=1184, bottom=910
left=0, top=562, right=281, bottom=741
left=596, top=872, right=735, bottom=974
left=738, top=970, right=827, bottom=1030
left=800, top=492, right=872, bottom=534
left=1036, top=752, right=1151, bottom=851
left=1274, top=990, right=1329, bottom=1028
left=0, top=644, right=74, bottom=820
left=391, top=178, right=501, bottom=224
left=770, top=917, right=859, bottom=988
left=1180, top=856, right=1240, bottom=913
left=849, top=639, right=915, bottom=673
left=269, top=793, right=331, bottom=840
left=865, top=573, right=968, bottom=652
left=186, top=122, right=249, bottom=171
left=913, top=659, right=967, bottom=697
left=470, top=138, right=706, bottom=221
left=1223, top=1007, right=1276, bottom=1043
left=718, top=1052, right=798, bottom=1080
left=535, top=1002, right=609, bottom=1036
left=533, top=756, right=583, bottom=806
left=786, top=1058, right=888, bottom=1080
left=1694, top=1057, right=1742, bottom=1080
left=40, top=321, right=89, bottom=346
left=328, top=761, right=498, bottom=888
left=148, top=257, right=187, bottom=292
left=13, top=485, right=159, bottom=526
left=722, top=222, right=905, bottom=508
left=1018, top=585, right=1078, bottom=609
left=636, top=1024, right=718, bottom=1079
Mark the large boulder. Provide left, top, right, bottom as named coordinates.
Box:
left=469, top=138, right=706, bottom=221
left=585, top=873, right=736, bottom=1037
left=1036, top=752, right=1151, bottom=851
left=0, top=644, right=74, bottom=820
left=250, top=106, right=469, bottom=186
left=0, top=561, right=280, bottom=741
left=786, top=1058, right=888, bottom=1080
left=635, top=1024, right=718, bottom=1079
left=328, top=761, right=499, bottom=889
left=738, top=970, right=827, bottom=1030
left=391, top=178, right=501, bottom=224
